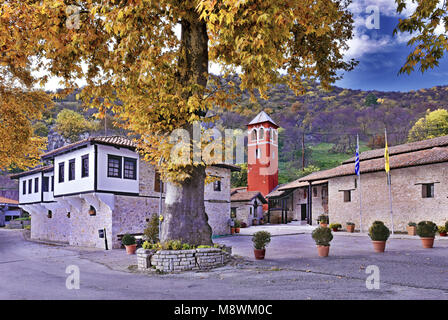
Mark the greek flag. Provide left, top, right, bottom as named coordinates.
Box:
left=355, top=134, right=360, bottom=176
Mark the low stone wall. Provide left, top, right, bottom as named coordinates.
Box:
left=137, top=246, right=231, bottom=272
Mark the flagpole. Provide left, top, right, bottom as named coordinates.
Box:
left=357, top=134, right=363, bottom=233
left=385, top=129, right=394, bottom=234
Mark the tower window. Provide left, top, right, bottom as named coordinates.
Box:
left=256, top=149, right=262, bottom=159
left=213, top=179, right=222, bottom=191
left=154, top=171, right=164, bottom=192
left=251, top=130, right=257, bottom=141
left=259, top=127, right=264, bottom=140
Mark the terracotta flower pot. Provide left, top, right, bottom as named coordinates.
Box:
left=317, top=245, right=330, bottom=257
left=407, top=226, right=416, bottom=236
left=125, top=244, right=137, bottom=254
left=254, top=249, right=266, bottom=260
left=231, top=227, right=235, bottom=235
left=420, top=237, right=435, bottom=248
left=346, top=225, right=355, bottom=233
left=332, top=228, right=338, bottom=232
left=439, top=232, right=447, bottom=237
left=235, top=227, right=240, bottom=233
left=372, top=241, right=386, bottom=253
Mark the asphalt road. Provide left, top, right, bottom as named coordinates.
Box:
left=0, top=229, right=447, bottom=300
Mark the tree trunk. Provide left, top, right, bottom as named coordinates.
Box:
left=160, top=12, right=212, bottom=246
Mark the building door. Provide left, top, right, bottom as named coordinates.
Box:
left=300, top=204, right=307, bottom=221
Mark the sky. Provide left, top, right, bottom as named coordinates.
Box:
left=40, top=0, right=448, bottom=93
left=335, top=0, right=448, bottom=92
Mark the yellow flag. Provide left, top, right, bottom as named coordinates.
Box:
left=384, top=139, right=390, bottom=173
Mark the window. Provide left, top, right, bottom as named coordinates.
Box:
left=42, top=177, right=49, bottom=192
left=22, top=181, right=26, bottom=195
left=124, top=157, right=137, bottom=180
left=313, top=187, right=318, bottom=197
left=259, top=127, right=264, bottom=140
left=69, top=159, right=75, bottom=181
left=422, top=183, right=434, bottom=198
left=108, top=155, right=122, bottom=178
left=343, top=190, right=351, bottom=202
left=81, top=155, right=89, bottom=178
left=51, top=176, right=54, bottom=191
left=59, top=162, right=65, bottom=183
left=272, top=150, right=275, bottom=159
left=28, top=179, right=32, bottom=194
left=34, top=177, right=39, bottom=193
left=256, top=148, right=261, bottom=159
left=251, top=130, right=257, bottom=141
left=154, top=171, right=164, bottom=192
left=213, top=179, right=222, bottom=191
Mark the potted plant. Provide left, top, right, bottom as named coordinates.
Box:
left=252, top=218, right=258, bottom=226
left=346, top=222, right=355, bottom=233
left=407, top=222, right=417, bottom=236
left=252, top=231, right=271, bottom=260
left=438, top=225, right=447, bottom=237
left=311, top=227, right=333, bottom=257
left=318, top=214, right=329, bottom=227
left=234, top=220, right=241, bottom=233
left=329, top=223, right=341, bottom=232
left=417, top=221, right=438, bottom=248
left=122, top=233, right=137, bottom=254
left=240, top=222, right=247, bottom=228
left=368, top=221, right=390, bottom=253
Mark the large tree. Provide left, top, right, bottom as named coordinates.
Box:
left=0, top=0, right=356, bottom=245
left=395, top=0, right=448, bottom=74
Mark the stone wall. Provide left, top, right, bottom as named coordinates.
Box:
left=328, top=163, right=448, bottom=231
left=30, top=208, right=70, bottom=243
left=137, top=247, right=231, bottom=272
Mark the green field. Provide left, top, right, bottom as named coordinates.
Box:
left=278, top=142, right=370, bottom=185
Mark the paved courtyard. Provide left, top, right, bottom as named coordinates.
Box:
left=1, top=228, right=447, bottom=300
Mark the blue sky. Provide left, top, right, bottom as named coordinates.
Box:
left=335, top=0, right=448, bottom=92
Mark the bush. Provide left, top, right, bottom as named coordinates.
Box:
left=346, top=222, right=355, bottom=226
left=318, top=214, right=329, bottom=224
left=329, top=223, right=341, bottom=229
left=368, top=221, right=390, bottom=241
left=252, top=231, right=271, bottom=250
left=197, top=245, right=212, bottom=249
left=121, top=233, right=136, bottom=246
left=408, top=222, right=417, bottom=227
left=234, top=220, right=241, bottom=228
left=417, top=221, right=438, bottom=238
left=162, top=239, right=183, bottom=250
left=445, top=221, right=448, bottom=230
left=143, top=214, right=159, bottom=243
left=312, top=227, right=333, bottom=246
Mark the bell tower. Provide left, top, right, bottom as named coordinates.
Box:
left=247, top=111, right=279, bottom=196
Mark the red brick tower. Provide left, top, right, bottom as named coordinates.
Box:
left=247, top=111, right=279, bottom=196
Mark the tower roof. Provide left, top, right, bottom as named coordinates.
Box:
left=248, top=111, right=278, bottom=128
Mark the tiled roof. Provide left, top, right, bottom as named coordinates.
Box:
left=231, top=187, right=247, bottom=195
left=300, top=146, right=448, bottom=182
left=231, top=191, right=267, bottom=203
left=344, top=135, right=448, bottom=164
left=9, top=165, right=54, bottom=179
left=42, top=136, right=137, bottom=159
left=248, top=111, right=278, bottom=127
left=277, top=179, right=328, bottom=191
left=0, top=196, right=18, bottom=205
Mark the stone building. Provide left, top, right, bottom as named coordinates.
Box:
left=11, top=136, right=238, bottom=248
left=230, top=187, right=266, bottom=226
left=297, top=135, right=448, bottom=231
